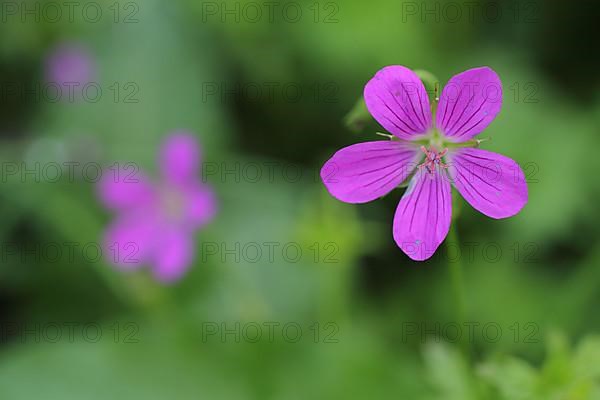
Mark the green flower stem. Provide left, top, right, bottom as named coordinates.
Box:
left=446, top=225, right=466, bottom=326
left=447, top=194, right=470, bottom=361
left=414, top=69, right=439, bottom=105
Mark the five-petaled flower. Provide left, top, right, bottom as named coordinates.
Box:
left=98, top=132, right=217, bottom=282
left=321, top=66, right=528, bottom=261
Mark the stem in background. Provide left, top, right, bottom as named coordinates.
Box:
left=446, top=196, right=470, bottom=361
left=446, top=223, right=466, bottom=322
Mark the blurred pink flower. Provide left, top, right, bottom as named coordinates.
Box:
left=44, top=42, right=95, bottom=100
left=98, top=133, right=217, bottom=282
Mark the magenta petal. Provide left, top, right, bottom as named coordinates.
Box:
left=436, top=67, right=502, bottom=142
left=447, top=148, right=528, bottom=219
left=160, top=132, right=201, bottom=183
left=97, top=169, right=155, bottom=210
left=45, top=42, right=94, bottom=87
left=393, top=169, right=452, bottom=261
left=182, top=184, right=217, bottom=229
left=364, top=66, right=432, bottom=140
left=152, top=227, right=194, bottom=283
left=321, top=141, right=420, bottom=204
left=103, top=213, right=157, bottom=270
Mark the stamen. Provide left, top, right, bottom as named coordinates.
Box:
left=418, top=147, right=448, bottom=177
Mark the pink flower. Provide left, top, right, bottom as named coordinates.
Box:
left=44, top=42, right=95, bottom=98
left=98, top=133, right=217, bottom=282
left=321, top=66, right=528, bottom=261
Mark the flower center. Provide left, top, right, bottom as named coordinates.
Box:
left=418, top=146, right=448, bottom=176
left=160, top=187, right=186, bottom=222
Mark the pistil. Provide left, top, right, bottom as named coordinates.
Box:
left=418, top=146, right=449, bottom=176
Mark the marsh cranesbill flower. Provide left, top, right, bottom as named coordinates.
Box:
left=321, top=66, right=527, bottom=260
left=98, top=133, right=217, bottom=282
left=44, top=42, right=95, bottom=100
